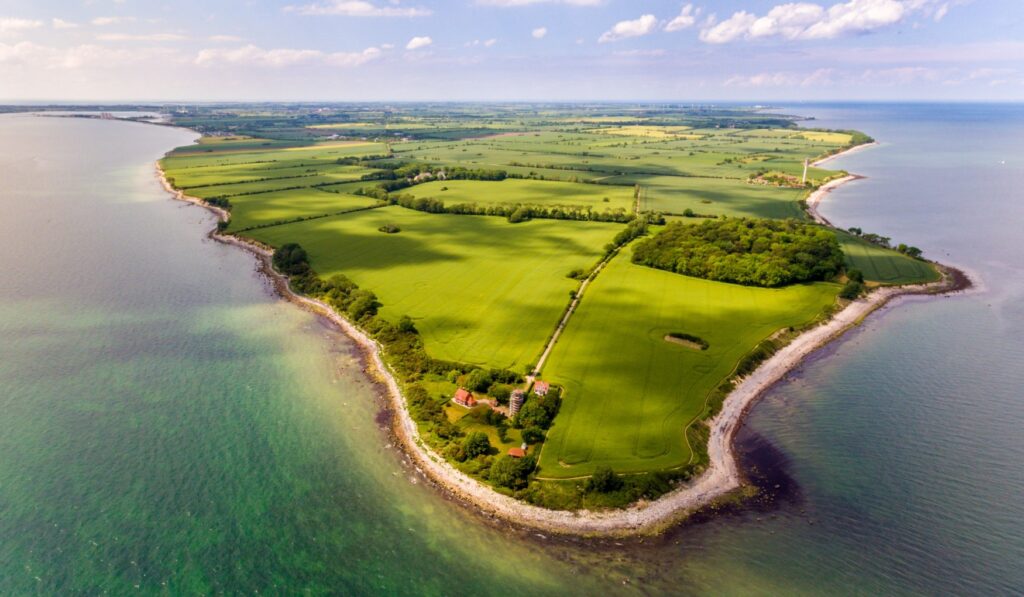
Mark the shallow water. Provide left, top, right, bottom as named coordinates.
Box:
left=1, top=105, right=1021, bottom=594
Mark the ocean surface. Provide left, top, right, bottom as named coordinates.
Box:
left=0, top=104, right=1021, bottom=595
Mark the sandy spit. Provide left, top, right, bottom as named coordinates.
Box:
left=155, top=139, right=967, bottom=538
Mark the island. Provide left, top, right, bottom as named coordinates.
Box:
left=156, top=104, right=963, bottom=536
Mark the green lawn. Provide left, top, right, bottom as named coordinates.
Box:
left=838, top=232, right=940, bottom=285
left=245, top=206, right=620, bottom=370
left=537, top=248, right=840, bottom=478
left=405, top=178, right=636, bottom=213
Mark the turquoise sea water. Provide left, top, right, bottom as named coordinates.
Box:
left=0, top=105, right=1021, bottom=594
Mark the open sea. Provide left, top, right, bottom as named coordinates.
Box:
left=0, top=104, right=1021, bottom=595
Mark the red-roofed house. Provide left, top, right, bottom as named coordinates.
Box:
left=453, top=388, right=476, bottom=408
left=533, top=381, right=550, bottom=396
left=508, top=447, right=526, bottom=458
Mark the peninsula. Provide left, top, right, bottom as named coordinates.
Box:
left=156, top=104, right=962, bottom=536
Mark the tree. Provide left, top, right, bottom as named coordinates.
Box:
left=521, top=426, right=545, bottom=444
left=839, top=279, right=864, bottom=300
left=586, top=465, right=623, bottom=493
left=464, top=369, right=493, bottom=393
left=462, top=432, right=491, bottom=458
left=272, top=243, right=310, bottom=276
left=490, top=455, right=536, bottom=489
left=847, top=268, right=865, bottom=283
left=397, top=315, right=417, bottom=334
left=514, top=401, right=551, bottom=430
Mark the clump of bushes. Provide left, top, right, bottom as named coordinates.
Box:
left=666, top=332, right=709, bottom=350
left=631, top=218, right=844, bottom=287
left=839, top=268, right=865, bottom=299
left=378, top=223, right=401, bottom=234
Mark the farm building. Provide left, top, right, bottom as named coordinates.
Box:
left=533, top=381, right=550, bottom=396
left=509, top=389, right=526, bottom=417
left=453, top=388, right=476, bottom=408
left=508, top=447, right=526, bottom=458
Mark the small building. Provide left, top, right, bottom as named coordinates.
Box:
left=533, top=381, right=550, bottom=397
left=508, top=447, right=526, bottom=458
left=509, top=389, right=526, bottom=417
left=453, top=388, right=476, bottom=408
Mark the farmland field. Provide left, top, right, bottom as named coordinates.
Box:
left=538, top=249, right=840, bottom=478
left=246, top=206, right=619, bottom=370
left=838, top=232, right=940, bottom=285
left=626, top=174, right=808, bottom=219
left=405, top=179, right=636, bottom=212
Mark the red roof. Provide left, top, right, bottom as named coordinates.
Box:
left=453, top=388, right=476, bottom=406
left=508, top=448, right=526, bottom=458
left=534, top=381, right=550, bottom=394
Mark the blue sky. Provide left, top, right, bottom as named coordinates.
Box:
left=0, top=0, right=1021, bottom=101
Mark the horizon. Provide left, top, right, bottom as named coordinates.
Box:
left=1, top=0, right=1022, bottom=102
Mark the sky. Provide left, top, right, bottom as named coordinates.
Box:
left=0, top=0, right=1022, bottom=102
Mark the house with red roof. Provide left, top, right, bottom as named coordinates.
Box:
left=452, top=387, right=476, bottom=408
left=533, top=380, right=550, bottom=397
left=508, top=447, right=526, bottom=458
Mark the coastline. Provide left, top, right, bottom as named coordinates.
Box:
left=156, top=138, right=969, bottom=538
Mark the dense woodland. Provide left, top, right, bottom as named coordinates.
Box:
left=631, top=218, right=845, bottom=287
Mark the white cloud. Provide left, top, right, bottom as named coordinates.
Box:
left=700, top=0, right=945, bottom=44
left=466, top=38, right=498, bottom=47
left=484, top=38, right=498, bottom=47
left=0, top=18, right=44, bottom=35
left=476, top=0, right=602, bottom=6
left=599, top=14, right=658, bottom=43
left=284, top=1, right=432, bottom=17
left=52, top=18, right=79, bottom=30
left=97, top=33, right=188, bottom=42
left=0, top=41, right=179, bottom=69
left=325, top=46, right=382, bottom=66
left=91, top=16, right=137, bottom=26
left=194, top=44, right=383, bottom=68
left=724, top=67, right=836, bottom=87
left=208, top=34, right=243, bottom=42
left=532, top=26, right=547, bottom=39
left=405, top=36, right=432, bottom=50
left=665, top=4, right=699, bottom=32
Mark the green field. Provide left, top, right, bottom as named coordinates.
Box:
left=839, top=233, right=940, bottom=285
left=405, top=179, right=636, bottom=212
left=627, top=174, right=808, bottom=219
left=538, top=249, right=840, bottom=477
left=246, top=206, right=618, bottom=370
left=223, top=188, right=382, bottom=231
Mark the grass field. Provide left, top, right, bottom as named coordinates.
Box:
left=625, top=174, right=808, bottom=219
left=246, top=206, right=619, bottom=370
left=838, top=232, right=940, bottom=285
left=405, top=179, right=636, bottom=212
left=222, top=188, right=382, bottom=231
left=538, top=249, right=840, bottom=478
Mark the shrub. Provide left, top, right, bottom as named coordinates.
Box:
left=272, top=243, right=310, bottom=276
left=839, top=279, right=864, bottom=300
left=464, top=369, right=493, bottom=393
left=521, top=426, right=545, bottom=444
left=585, top=465, right=623, bottom=493
left=462, top=432, right=491, bottom=458
left=490, top=455, right=536, bottom=489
